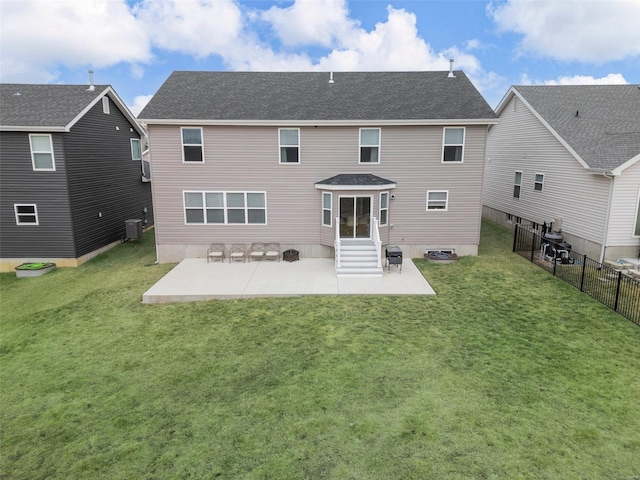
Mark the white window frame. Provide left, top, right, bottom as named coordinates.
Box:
left=279, top=128, right=300, bottom=164
left=359, top=128, right=381, bottom=164
left=534, top=173, right=544, bottom=192
left=442, top=127, right=465, bottom=163
left=29, top=134, right=55, bottom=171
left=427, top=190, right=449, bottom=211
left=634, top=187, right=640, bottom=237
left=183, top=191, right=267, bottom=225
left=181, top=127, right=204, bottom=163
left=514, top=171, right=523, bottom=198
left=102, top=96, right=110, bottom=114
left=130, top=138, right=142, bottom=161
left=379, top=192, right=389, bottom=226
left=322, top=192, right=332, bottom=227
left=14, top=204, right=39, bottom=225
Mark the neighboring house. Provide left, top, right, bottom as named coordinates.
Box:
left=483, top=85, right=640, bottom=262
left=0, top=83, right=154, bottom=271
left=139, top=70, right=497, bottom=275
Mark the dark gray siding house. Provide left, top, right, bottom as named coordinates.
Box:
left=0, top=83, right=154, bottom=271
left=139, top=71, right=497, bottom=276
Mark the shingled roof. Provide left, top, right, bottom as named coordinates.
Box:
left=0, top=84, right=143, bottom=135
left=505, top=85, right=640, bottom=172
left=139, top=71, right=497, bottom=123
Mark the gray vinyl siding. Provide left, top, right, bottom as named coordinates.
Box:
left=0, top=131, right=76, bottom=257
left=149, top=123, right=487, bottom=253
left=484, top=95, right=610, bottom=243
left=64, top=97, right=154, bottom=257
left=608, top=161, right=640, bottom=246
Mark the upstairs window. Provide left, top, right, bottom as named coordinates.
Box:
left=513, top=171, right=523, bottom=198
left=379, top=192, right=389, bottom=225
left=29, top=134, right=55, bottom=171
left=182, top=127, right=204, bottom=163
left=322, top=192, right=332, bottom=226
left=360, top=128, right=380, bottom=163
left=14, top=204, right=39, bottom=225
left=442, top=127, right=464, bottom=162
left=279, top=128, right=300, bottom=163
left=102, top=97, right=110, bottom=114
left=427, top=190, right=448, bottom=211
left=130, top=139, right=142, bottom=160
left=534, top=173, right=544, bottom=191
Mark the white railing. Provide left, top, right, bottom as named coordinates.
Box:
left=334, top=216, right=341, bottom=268
left=372, top=216, right=382, bottom=268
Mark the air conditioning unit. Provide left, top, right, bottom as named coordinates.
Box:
left=125, top=219, right=143, bottom=240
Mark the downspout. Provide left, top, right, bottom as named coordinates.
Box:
left=599, top=173, right=615, bottom=264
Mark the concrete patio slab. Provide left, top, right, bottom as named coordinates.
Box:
left=142, top=257, right=435, bottom=303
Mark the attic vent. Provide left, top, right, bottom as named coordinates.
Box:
left=448, top=59, right=456, bottom=78
left=87, top=69, right=95, bottom=91
left=14, top=91, right=21, bottom=96
left=329, top=72, right=335, bottom=84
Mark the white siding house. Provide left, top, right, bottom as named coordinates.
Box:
left=483, top=85, right=640, bottom=262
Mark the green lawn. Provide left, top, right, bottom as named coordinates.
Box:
left=1, top=221, right=639, bottom=479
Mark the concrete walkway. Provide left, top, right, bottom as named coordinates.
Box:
left=142, top=257, right=435, bottom=303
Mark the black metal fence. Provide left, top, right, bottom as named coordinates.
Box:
left=513, top=224, right=640, bottom=325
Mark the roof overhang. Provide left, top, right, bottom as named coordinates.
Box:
left=139, top=118, right=498, bottom=127
left=0, top=125, right=67, bottom=132
left=315, top=174, right=397, bottom=191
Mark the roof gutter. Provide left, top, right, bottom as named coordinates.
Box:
left=138, top=118, right=498, bottom=127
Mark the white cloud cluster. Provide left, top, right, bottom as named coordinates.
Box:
left=520, top=73, right=629, bottom=86
left=491, top=0, right=640, bottom=63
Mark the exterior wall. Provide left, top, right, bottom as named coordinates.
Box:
left=607, top=161, right=640, bottom=251
left=149, top=124, right=488, bottom=262
left=0, top=131, right=76, bottom=260
left=483, top=95, right=611, bottom=249
left=64, top=96, right=154, bottom=257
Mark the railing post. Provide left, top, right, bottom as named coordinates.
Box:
left=531, top=231, right=537, bottom=262
left=580, top=253, right=587, bottom=292
left=614, top=271, right=622, bottom=312
left=513, top=224, right=519, bottom=253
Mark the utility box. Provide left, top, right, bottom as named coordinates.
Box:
left=125, top=219, right=143, bottom=240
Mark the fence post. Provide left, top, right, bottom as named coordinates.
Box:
left=512, top=224, right=519, bottom=253
left=614, top=271, right=622, bottom=312
left=580, top=253, right=587, bottom=292
left=531, top=231, right=537, bottom=262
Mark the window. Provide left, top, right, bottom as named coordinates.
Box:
left=322, top=192, right=332, bottom=226
left=182, top=127, right=204, bottom=163
left=102, top=97, right=110, bottom=114
left=534, top=173, right=544, bottom=191
left=184, top=192, right=266, bottom=225
left=427, top=191, right=448, bottom=211
left=360, top=128, right=380, bottom=163
left=513, top=171, right=522, bottom=198
left=379, top=192, right=389, bottom=225
left=279, top=128, right=300, bottom=163
left=442, top=127, right=464, bottom=162
left=14, top=204, right=38, bottom=225
left=29, top=134, right=55, bottom=170
left=130, top=139, right=142, bottom=160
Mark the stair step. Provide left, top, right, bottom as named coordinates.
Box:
left=336, top=267, right=384, bottom=277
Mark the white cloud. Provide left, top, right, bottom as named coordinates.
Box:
left=490, top=0, right=640, bottom=63
left=521, top=73, right=629, bottom=86
left=128, top=94, right=154, bottom=117
left=135, top=0, right=243, bottom=58
left=0, top=0, right=151, bottom=82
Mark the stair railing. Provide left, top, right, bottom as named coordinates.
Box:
left=334, top=216, right=341, bottom=269
left=372, top=216, right=382, bottom=268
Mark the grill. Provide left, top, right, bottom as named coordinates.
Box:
left=542, top=232, right=572, bottom=263
left=385, top=246, right=402, bottom=273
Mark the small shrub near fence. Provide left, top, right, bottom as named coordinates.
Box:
left=513, top=225, right=640, bottom=326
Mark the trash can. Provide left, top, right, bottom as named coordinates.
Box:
left=283, top=249, right=299, bottom=262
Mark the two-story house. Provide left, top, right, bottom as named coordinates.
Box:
left=139, top=71, right=497, bottom=275
left=483, top=85, right=640, bottom=262
left=0, top=83, right=154, bottom=271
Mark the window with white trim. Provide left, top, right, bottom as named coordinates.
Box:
left=184, top=192, right=266, bottom=224
left=427, top=191, right=448, bottom=211
left=279, top=128, right=300, bottom=163
left=534, top=173, right=544, bottom=191
left=182, top=127, right=204, bottom=163
left=379, top=192, right=389, bottom=225
left=634, top=189, right=640, bottom=237
left=360, top=128, right=380, bottom=163
left=130, top=139, right=141, bottom=160
left=29, top=134, right=55, bottom=171
left=442, top=127, right=464, bottom=162
left=102, top=97, right=110, bottom=114
left=513, top=171, right=522, bottom=198
left=14, top=204, right=38, bottom=225
left=322, top=192, right=332, bottom=226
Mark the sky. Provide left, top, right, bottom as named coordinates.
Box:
left=1, top=0, right=639, bottom=115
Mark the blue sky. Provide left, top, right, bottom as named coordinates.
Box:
left=1, top=0, right=638, bottom=114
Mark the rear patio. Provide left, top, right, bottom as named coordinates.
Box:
left=142, top=257, right=435, bottom=303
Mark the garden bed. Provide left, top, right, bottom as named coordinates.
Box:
left=15, top=262, right=56, bottom=277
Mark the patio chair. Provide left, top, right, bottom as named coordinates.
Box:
left=229, top=244, right=247, bottom=263
left=206, top=243, right=225, bottom=263
left=249, top=242, right=265, bottom=262
left=264, top=242, right=281, bottom=261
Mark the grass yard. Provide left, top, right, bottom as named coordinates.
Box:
left=1, top=221, right=639, bottom=479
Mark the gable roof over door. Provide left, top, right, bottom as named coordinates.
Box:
left=497, top=85, right=640, bottom=174
left=139, top=71, right=497, bottom=125
left=0, top=84, right=145, bottom=136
